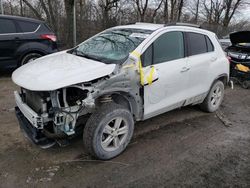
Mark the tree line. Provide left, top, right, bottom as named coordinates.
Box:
left=2, top=0, right=250, bottom=48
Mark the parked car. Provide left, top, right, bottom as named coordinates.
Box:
left=225, top=31, right=250, bottom=88
left=219, top=38, right=231, bottom=51
left=12, top=23, right=229, bottom=160
left=0, top=15, right=57, bottom=70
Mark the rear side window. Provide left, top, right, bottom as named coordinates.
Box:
left=187, top=32, right=207, bottom=56
left=153, top=31, right=184, bottom=64
left=17, top=21, right=39, bottom=32
left=206, top=36, right=214, bottom=52
left=0, top=19, right=17, bottom=34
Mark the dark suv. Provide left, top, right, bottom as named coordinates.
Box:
left=0, top=15, right=57, bottom=70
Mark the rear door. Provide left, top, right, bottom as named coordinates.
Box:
left=15, top=20, right=40, bottom=48
left=185, top=32, right=216, bottom=102
left=0, top=18, right=18, bottom=68
left=143, top=31, right=189, bottom=119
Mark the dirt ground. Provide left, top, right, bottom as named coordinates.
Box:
left=0, top=75, right=250, bottom=188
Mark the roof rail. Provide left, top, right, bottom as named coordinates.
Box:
left=165, top=22, right=201, bottom=28
left=135, top=22, right=160, bottom=25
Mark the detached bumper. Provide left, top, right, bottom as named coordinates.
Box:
left=15, top=107, right=55, bottom=148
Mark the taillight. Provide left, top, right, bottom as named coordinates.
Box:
left=40, top=34, right=57, bottom=42
left=227, top=56, right=231, bottom=63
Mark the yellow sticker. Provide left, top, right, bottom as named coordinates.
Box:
left=147, top=66, right=155, bottom=85
left=131, top=51, right=144, bottom=85
left=122, top=64, right=135, bottom=69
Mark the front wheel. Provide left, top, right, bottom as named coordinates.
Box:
left=200, top=80, right=225, bottom=112
left=83, top=103, right=134, bottom=160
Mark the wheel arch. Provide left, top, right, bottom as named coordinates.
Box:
left=96, top=91, right=141, bottom=120
left=18, top=50, right=46, bottom=66
left=216, top=73, right=229, bottom=86
left=203, top=73, right=228, bottom=102
left=209, top=73, right=228, bottom=91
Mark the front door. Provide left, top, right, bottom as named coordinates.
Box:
left=142, top=31, right=190, bottom=119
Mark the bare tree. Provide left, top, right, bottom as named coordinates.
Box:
left=163, top=0, right=168, bottom=23
left=194, top=0, right=199, bottom=23
left=22, top=0, right=43, bottom=20
left=20, top=0, right=23, bottom=16
left=177, top=0, right=184, bottom=21
left=151, top=0, right=164, bottom=23
left=4, top=0, right=250, bottom=48
left=134, top=0, right=149, bottom=22
left=64, top=0, right=75, bottom=47
left=98, top=0, right=120, bottom=28
left=168, top=0, right=184, bottom=22
left=223, top=0, right=243, bottom=27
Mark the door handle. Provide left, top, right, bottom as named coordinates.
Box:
left=180, top=67, right=190, bottom=73
left=14, top=37, right=21, bottom=43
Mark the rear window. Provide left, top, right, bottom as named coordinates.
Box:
left=17, top=21, right=39, bottom=32
left=0, top=19, right=17, bottom=34
left=187, top=32, right=207, bottom=56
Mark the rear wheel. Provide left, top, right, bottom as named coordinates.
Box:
left=83, top=103, right=134, bottom=160
left=200, top=80, right=224, bottom=112
left=21, top=53, right=42, bottom=66
left=242, top=81, right=250, bottom=89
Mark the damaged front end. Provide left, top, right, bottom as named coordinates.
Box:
left=14, top=58, right=143, bottom=148
left=14, top=86, right=93, bottom=147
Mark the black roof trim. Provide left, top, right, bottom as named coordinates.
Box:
left=0, top=15, right=44, bottom=24
left=165, top=22, right=201, bottom=28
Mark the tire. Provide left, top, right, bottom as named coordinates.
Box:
left=83, top=102, right=134, bottom=160
left=242, top=81, right=250, bottom=89
left=200, top=80, right=224, bottom=113
left=21, top=53, right=42, bottom=66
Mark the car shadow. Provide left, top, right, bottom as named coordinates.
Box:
left=42, top=105, right=208, bottom=160
left=0, top=69, right=14, bottom=78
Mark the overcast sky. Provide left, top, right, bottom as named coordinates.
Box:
left=242, top=7, right=250, bottom=18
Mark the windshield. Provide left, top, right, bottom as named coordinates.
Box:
left=70, top=29, right=152, bottom=64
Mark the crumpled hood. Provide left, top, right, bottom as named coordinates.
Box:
left=12, top=51, right=116, bottom=91
left=230, top=31, right=250, bottom=45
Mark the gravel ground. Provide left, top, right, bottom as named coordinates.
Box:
left=0, top=76, right=250, bottom=188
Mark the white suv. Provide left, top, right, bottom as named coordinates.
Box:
left=12, top=23, right=229, bottom=159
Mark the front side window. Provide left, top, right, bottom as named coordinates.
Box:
left=154, top=31, right=184, bottom=64
left=0, top=19, right=17, bottom=34
left=142, top=31, right=184, bottom=66
left=71, top=29, right=152, bottom=64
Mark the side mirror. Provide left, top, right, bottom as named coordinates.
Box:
left=142, top=65, right=159, bottom=86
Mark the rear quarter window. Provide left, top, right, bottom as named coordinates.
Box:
left=206, top=36, right=214, bottom=52
left=0, top=19, right=17, bottom=34
left=38, top=23, right=53, bottom=33
left=17, top=21, right=39, bottom=32
left=187, top=32, right=207, bottom=56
